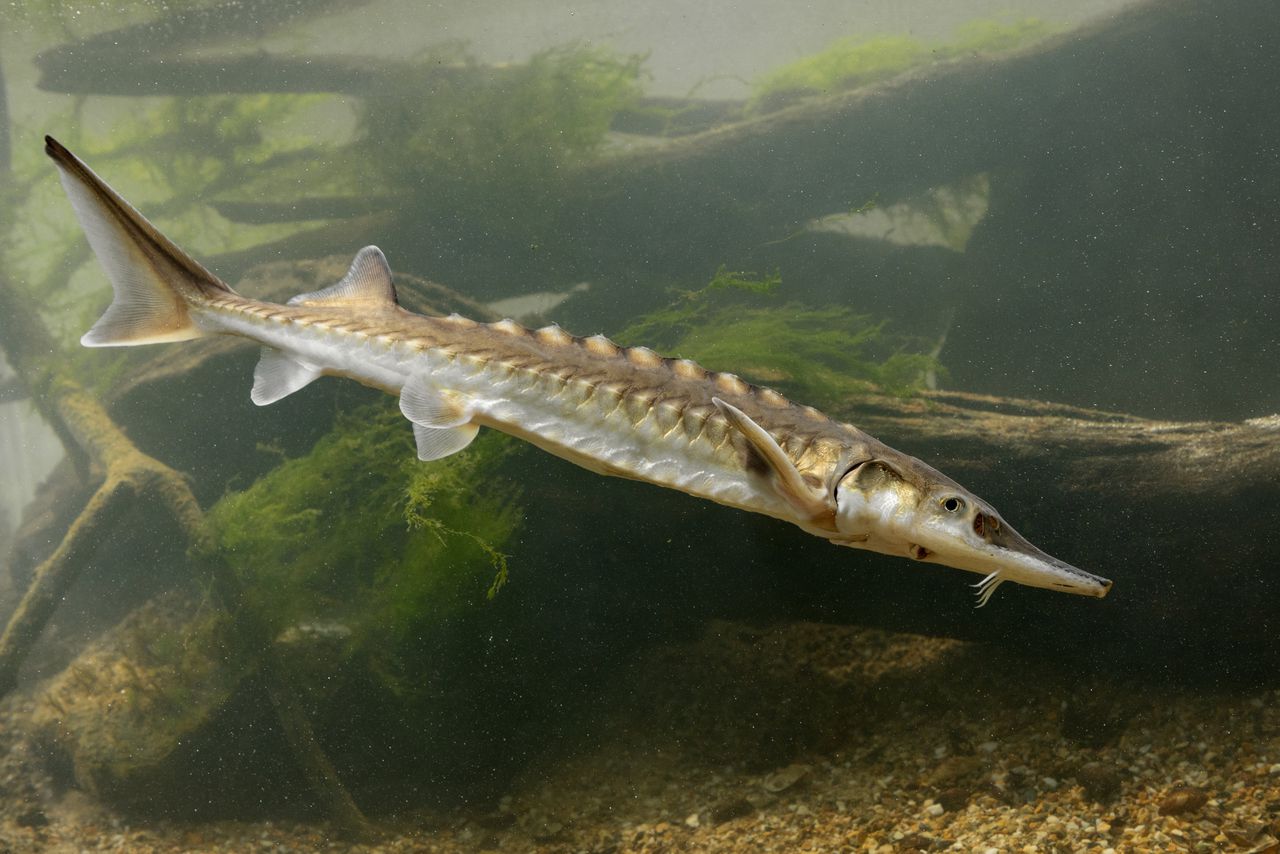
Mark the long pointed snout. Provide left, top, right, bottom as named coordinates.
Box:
left=920, top=520, right=1111, bottom=602
left=990, top=523, right=1111, bottom=597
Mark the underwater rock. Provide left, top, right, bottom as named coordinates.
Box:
left=934, top=786, right=969, bottom=812
left=29, top=591, right=262, bottom=812
left=924, top=754, right=984, bottom=787
left=1059, top=691, right=1134, bottom=749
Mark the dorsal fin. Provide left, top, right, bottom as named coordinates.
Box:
left=287, top=246, right=398, bottom=309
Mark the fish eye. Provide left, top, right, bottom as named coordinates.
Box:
left=941, top=496, right=964, bottom=513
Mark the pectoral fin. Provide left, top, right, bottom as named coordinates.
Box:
left=712, top=397, right=832, bottom=523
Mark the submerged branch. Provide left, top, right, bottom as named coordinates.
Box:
left=35, top=0, right=362, bottom=93
left=37, top=51, right=416, bottom=97
left=36, top=46, right=731, bottom=140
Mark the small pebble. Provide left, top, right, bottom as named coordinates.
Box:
left=936, top=786, right=969, bottom=812
left=925, top=803, right=944, bottom=817
left=1159, top=785, right=1209, bottom=816
left=762, top=763, right=809, bottom=793
left=708, top=798, right=754, bottom=825
left=1223, top=821, right=1268, bottom=846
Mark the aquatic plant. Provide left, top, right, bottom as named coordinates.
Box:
left=754, top=35, right=929, bottom=103
left=616, top=267, right=941, bottom=407
left=752, top=19, right=1057, bottom=109
left=202, top=402, right=521, bottom=695
left=357, top=45, right=643, bottom=220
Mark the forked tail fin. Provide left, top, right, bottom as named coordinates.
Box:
left=44, top=135, right=235, bottom=348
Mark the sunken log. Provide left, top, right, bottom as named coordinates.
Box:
left=849, top=390, right=1280, bottom=504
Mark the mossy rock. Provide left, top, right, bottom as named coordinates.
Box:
left=30, top=590, right=266, bottom=812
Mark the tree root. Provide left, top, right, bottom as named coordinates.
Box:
left=0, top=325, right=372, bottom=837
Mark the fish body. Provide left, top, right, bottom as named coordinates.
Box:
left=45, top=135, right=1112, bottom=605
left=206, top=284, right=878, bottom=532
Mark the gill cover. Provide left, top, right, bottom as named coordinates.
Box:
left=833, top=459, right=909, bottom=538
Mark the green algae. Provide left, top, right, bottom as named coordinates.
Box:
left=754, top=35, right=929, bottom=104
left=617, top=267, right=941, bottom=408
left=201, top=402, right=521, bottom=693
left=753, top=19, right=1058, bottom=109
left=359, top=45, right=643, bottom=213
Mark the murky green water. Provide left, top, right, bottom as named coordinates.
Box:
left=0, top=1, right=1276, bottom=848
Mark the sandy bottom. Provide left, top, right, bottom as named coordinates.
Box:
left=0, top=620, right=1277, bottom=853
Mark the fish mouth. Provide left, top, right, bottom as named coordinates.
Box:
left=1060, top=573, right=1112, bottom=598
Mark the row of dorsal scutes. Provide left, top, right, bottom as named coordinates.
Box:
left=422, top=313, right=842, bottom=465
left=466, top=315, right=809, bottom=417
left=402, top=312, right=840, bottom=480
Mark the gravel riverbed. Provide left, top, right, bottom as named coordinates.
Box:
left=0, top=620, right=1276, bottom=853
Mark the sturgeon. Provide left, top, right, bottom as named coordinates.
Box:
left=45, top=135, right=1111, bottom=606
